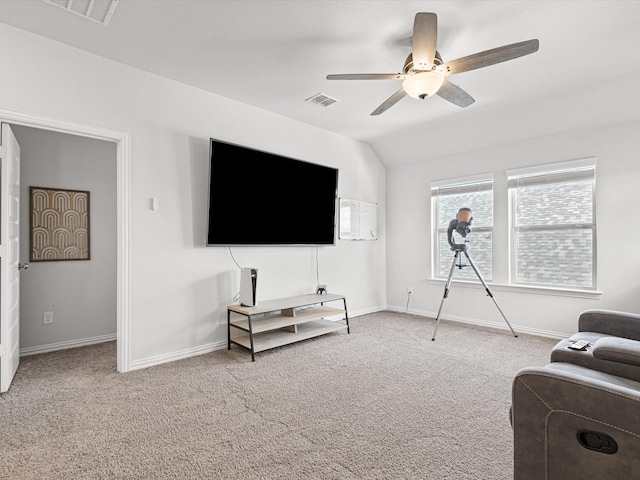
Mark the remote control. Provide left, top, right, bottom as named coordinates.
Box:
left=567, top=339, right=590, bottom=350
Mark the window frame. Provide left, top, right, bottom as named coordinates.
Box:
left=507, top=158, right=597, bottom=290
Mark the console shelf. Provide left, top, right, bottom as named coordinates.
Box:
left=227, top=293, right=349, bottom=361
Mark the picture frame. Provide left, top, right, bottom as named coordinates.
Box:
left=30, top=186, right=90, bottom=262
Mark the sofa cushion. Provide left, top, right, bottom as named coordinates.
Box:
left=593, top=337, right=640, bottom=366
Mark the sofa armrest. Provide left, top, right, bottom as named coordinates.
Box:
left=512, top=363, right=640, bottom=480
left=578, top=309, right=640, bottom=340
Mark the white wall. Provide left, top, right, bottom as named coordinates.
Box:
left=12, top=125, right=117, bottom=352
left=386, top=120, right=640, bottom=337
left=0, top=24, right=387, bottom=367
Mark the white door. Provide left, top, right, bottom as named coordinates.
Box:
left=0, top=123, right=21, bottom=393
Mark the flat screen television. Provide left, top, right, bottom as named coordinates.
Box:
left=207, top=138, right=339, bottom=246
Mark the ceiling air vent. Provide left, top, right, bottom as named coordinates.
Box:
left=40, top=0, right=120, bottom=27
left=305, top=93, right=339, bottom=107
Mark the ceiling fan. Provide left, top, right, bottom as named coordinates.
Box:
left=326, top=12, right=539, bottom=115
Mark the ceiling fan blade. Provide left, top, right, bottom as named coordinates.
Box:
left=327, top=73, right=405, bottom=80
left=412, top=12, right=438, bottom=70
left=437, top=39, right=539, bottom=76
left=436, top=79, right=475, bottom=108
left=371, top=88, right=407, bottom=116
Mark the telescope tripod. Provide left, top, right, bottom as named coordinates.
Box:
left=432, top=244, right=518, bottom=341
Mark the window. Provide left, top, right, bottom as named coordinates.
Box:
left=431, top=177, right=493, bottom=281
left=508, top=159, right=596, bottom=289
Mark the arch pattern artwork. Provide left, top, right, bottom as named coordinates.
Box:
left=30, top=187, right=90, bottom=261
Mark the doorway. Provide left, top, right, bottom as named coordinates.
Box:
left=0, top=108, right=131, bottom=380
left=13, top=125, right=117, bottom=360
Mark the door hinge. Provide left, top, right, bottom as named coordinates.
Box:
left=0, top=146, right=6, bottom=158
left=0, top=344, right=6, bottom=356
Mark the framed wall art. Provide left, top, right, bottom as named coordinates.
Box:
left=30, top=186, right=90, bottom=262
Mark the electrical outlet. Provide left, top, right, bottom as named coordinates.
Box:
left=43, top=311, right=54, bottom=325
left=407, top=287, right=414, bottom=295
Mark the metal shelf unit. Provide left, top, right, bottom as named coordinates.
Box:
left=227, top=293, right=349, bottom=361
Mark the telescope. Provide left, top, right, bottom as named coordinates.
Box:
left=447, top=207, right=473, bottom=250
left=432, top=207, right=517, bottom=341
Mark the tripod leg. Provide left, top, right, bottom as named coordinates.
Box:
left=463, top=251, right=518, bottom=338
left=432, top=251, right=459, bottom=341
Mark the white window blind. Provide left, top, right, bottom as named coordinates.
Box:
left=509, top=161, right=596, bottom=289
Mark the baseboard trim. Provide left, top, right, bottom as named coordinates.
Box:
left=386, top=304, right=567, bottom=340
left=128, top=341, right=228, bottom=371
left=349, top=305, right=387, bottom=318
left=20, top=334, right=117, bottom=357
left=20, top=305, right=561, bottom=367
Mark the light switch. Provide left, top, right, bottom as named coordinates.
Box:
left=151, top=197, right=159, bottom=211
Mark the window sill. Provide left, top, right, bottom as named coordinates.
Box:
left=427, top=278, right=602, bottom=299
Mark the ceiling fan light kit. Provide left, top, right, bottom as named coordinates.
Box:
left=326, top=12, right=539, bottom=115
left=403, top=71, right=444, bottom=99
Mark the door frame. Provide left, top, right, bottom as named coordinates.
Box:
left=0, top=108, right=131, bottom=373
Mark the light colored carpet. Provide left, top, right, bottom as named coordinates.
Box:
left=0, top=311, right=558, bottom=479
